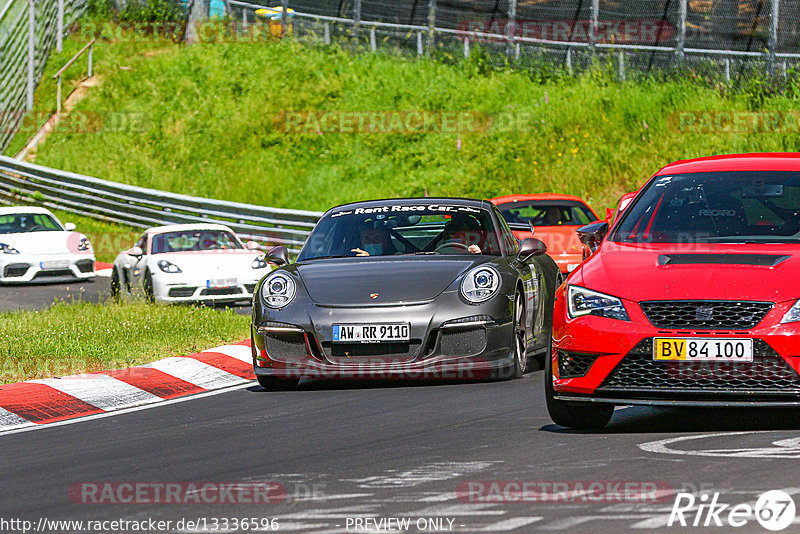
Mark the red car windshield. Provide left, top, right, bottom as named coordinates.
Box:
left=611, top=171, right=800, bottom=244
left=497, top=201, right=595, bottom=226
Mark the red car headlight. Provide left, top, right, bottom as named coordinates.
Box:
left=567, top=285, right=630, bottom=322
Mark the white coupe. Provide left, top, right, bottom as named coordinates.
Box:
left=0, top=206, right=95, bottom=283
left=111, top=223, right=270, bottom=304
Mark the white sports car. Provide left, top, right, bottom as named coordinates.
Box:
left=111, top=223, right=269, bottom=304
left=0, top=206, right=95, bottom=283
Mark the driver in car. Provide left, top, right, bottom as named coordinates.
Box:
left=352, top=226, right=397, bottom=257
left=441, top=219, right=482, bottom=254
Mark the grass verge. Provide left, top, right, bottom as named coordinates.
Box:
left=10, top=34, right=800, bottom=214
left=0, top=300, right=251, bottom=384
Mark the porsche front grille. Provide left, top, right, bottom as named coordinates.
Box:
left=599, top=339, right=800, bottom=394
left=640, top=300, right=773, bottom=330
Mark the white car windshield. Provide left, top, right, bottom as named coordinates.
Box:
left=0, top=213, right=62, bottom=233
left=151, top=230, right=243, bottom=253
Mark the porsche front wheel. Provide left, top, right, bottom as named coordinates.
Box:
left=510, top=290, right=528, bottom=379
left=545, top=342, right=613, bottom=430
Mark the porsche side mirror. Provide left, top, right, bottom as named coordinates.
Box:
left=517, top=238, right=547, bottom=261
left=127, top=246, right=144, bottom=257
left=64, top=222, right=76, bottom=231
left=267, top=245, right=288, bottom=266
left=577, top=221, right=609, bottom=254
left=246, top=240, right=262, bottom=251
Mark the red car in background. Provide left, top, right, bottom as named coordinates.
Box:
left=547, top=153, right=800, bottom=429
left=490, top=194, right=600, bottom=276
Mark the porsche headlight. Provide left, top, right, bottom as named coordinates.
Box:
left=157, top=260, right=182, bottom=273
left=567, top=285, right=630, bottom=321
left=781, top=300, right=800, bottom=324
left=78, top=237, right=91, bottom=252
left=461, top=266, right=501, bottom=303
left=261, top=272, right=296, bottom=308
left=0, top=243, right=19, bottom=254
left=252, top=255, right=268, bottom=269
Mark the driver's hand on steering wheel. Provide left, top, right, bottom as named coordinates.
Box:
left=352, top=248, right=370, bottom=257
left=468, top=244, right=482, bottom=254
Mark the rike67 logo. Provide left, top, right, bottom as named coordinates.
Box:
left=669, top=490, right=796, bottom=531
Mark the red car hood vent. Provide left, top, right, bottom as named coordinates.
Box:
left=658, top=254, right=791, bottom=267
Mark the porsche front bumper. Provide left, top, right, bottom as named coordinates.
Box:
left=252, top=290, right=518, bottom=380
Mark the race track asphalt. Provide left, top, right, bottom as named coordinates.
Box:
left=3, top=371, right=800, bottom=532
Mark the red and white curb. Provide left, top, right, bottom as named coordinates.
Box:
left=0, top=340, right=254, bottom=433
left=94, top=261, right=113, bottom=278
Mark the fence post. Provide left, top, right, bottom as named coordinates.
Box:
left=427, top=0, right=436, bottom=53
left=506, top=0, right=517, bottom=57
left=370, top=26, right=376, bottom=51
left=768, top=0, right=780, bottom=77
left=464, top=35, right=469, bottom=58
left=417, top=31, right=423, bottom=55
left=724, top=58, right=731, bottom=83
left=676, top=0, right=686, bottom=62
left=243, top=8, right=248, bottom=30
left=27, top=0, right=35, bottom=111
left=281, top=0, right=289, bottom=37
left=618, top=50, right=625, bottom=80
left=589, top=0, right=599, bottom=55
left=353, top=0, right=361, bottom=39
left=566, top=48, right=573, bottom=74
left=57, top=0, right=64, bottom=53
left=324, top=22, right=330, bottom=44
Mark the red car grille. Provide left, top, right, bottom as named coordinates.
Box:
left=599, top=339, right=800, bottom=394
left=640, top=300, right=773, bottom=330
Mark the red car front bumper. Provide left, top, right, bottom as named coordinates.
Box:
left=551, top=285, right=800, bottom=406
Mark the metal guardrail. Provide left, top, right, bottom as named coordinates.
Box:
left=0, top=155, right=323, bottom=255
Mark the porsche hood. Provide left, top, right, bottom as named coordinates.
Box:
left=295, top=256, right=489, bottom=306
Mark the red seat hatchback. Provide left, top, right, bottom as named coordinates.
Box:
left=547, top=153, right=800, bottom=429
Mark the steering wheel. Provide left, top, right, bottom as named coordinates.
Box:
left=435, top=241, right=470, bottom=253
left=29, top=224, right=48, bottom=231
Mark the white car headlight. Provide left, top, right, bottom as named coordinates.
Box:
left=781, top=300, right=800, bottom=324
left=157, top=260, right=182, bottom=273
left=0, top=243, right=19, bottom=254
left=567, top=285, right=630, bottom=321
left=261, top=272, right=296, bottom=308
left=252, top=255, right=268, bottom=269
left=461, top=266, right=501, bottom=303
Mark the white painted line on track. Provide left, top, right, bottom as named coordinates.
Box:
left=147, top=357, right=249, bottom=389
left=202, top=344, right=252, bottom=363
left=30, top=375, right=162, bottom=410
left=0, top=381, right=254, bottom=437
left=476, top=517, right=543, bottom=531
left=638, top=432, right=800, bottom=458
left=405, top=503, right=507, bottom=516
left=0, top=407, right=36, bottom=430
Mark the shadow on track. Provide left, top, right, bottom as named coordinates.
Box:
left=540, top=405, right=800, bottom=435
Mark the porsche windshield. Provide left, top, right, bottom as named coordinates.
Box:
left=611, top=171, right=800, bottom=244
left=497, top=200, right=595, bottom=226
left=298, top=204, right=502, bottom=260
left=0, top=213, right=62, bottom=233
left=151, top=230, right=242, bottom=253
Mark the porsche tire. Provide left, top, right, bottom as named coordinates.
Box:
left=545, top=342, right=613, bottom=429
left=257, top=375, right=300, bottom=391
left=510, top=290, right=528, bottom=379
left=110, top=268, right=121, bottom=299
left=143, top=270, right=155, bottom=303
